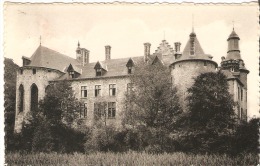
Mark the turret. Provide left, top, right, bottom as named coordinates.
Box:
left=76, top=41, right=89, bottom=66
left=226, top=29, right=241, bottom=60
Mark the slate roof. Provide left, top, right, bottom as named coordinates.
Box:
left=228, top=29, right=240, bottom=40
left=26, top=45, right=79, bottom=72
left=55, top=56, right=144, bottom=80
left=172, top=32, right=217, bottom=66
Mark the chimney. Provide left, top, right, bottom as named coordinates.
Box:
left=83, top=49, right=90, bottom=66
left=144, top=43, right=151, bottom=62
left=105, top=45, right=111, bottom=60
left=174, top=42, right=181, bottom=52
left=174, top=42, right=182, bottom=59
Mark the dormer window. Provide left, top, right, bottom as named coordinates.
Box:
left=128, top=66, right=132, bottom=74
left=96, top=68, right=102, bottom=76
left=126, top=58, right=134, bottom=75
left=69, top=71, right=75, bottom=78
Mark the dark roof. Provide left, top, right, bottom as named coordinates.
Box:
left=56, top=56, right=144, bottom=80
left=27, top=45, right=79, bottom=72
left=172, top=32, right=217, bottom=66
left=228, top=29, right=240, bottom=40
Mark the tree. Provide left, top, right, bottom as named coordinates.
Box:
left=123, top=61, right=181, bottom=152
left=30, top=81, right=85, bottom=153
left=4, top=58, right=19, bottom=151
left=124, top=61, right=181, bottom=129
left=175, top=71, right=236, bottom=154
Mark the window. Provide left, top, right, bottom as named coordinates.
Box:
left=79, top=103, right=87, bottom=118
left=109, top=84, right=116, bottom=96
left=172, top=65, right=175, bottom=69
left=127, top=83, right=133, bottom=93
left=96, top=68, right=102, bottom=76
left=33, top=68, right=36, bottom=74
left=241, top=89, right=243, bottom=101
left=128, top=67, right=132, bottom=74
left=81, top=86, right=87, bottom=98
left=238, top=87, right=240, bottom=101
left=231, top=68, right=234, bottom=72
left=95, top=85, right=101, bottom=97
left=108, top=102, right=116, bottom=118
left=241, top=108, right=243, bottom=119
left=204, top=61, right=207, bottom=66
left=69, top=71, right=75, bottom=78
left=20, top=69, right=23, bottom=75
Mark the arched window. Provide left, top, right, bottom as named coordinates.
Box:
left=30, top=83, right=38, bottom=112
left=18, top=84, right=24, bottom=113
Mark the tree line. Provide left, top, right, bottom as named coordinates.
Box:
left=4, top=58, right=258, bottom=155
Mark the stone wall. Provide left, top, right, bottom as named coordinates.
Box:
left=171, top=60, right=217, bottom=111
left=14, top=67, right=63, bottom=132
left=71, top=76, right=130, bottom=128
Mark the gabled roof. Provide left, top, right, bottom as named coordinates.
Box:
left=150, top=39, right=175, bottom=66
left=26, top=45, right=79, bottom=72
left=126, top=58, right=134, bottom=67
left=66, top=64, right=81, bottom=74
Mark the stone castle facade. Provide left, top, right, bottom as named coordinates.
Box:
left=14, top=28, right=249, bottom=132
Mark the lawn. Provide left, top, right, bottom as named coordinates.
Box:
left=5, top=152, right=257, bottom=166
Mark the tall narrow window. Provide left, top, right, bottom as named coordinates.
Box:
left=83, top=103, right=88, bottom=118
left=238, top=87, right=240, bottom=101
left=204, top=61, right=207, bottom=66
left=241, top=89, right=243, bottom=101
left=96, top=69, right=102, bottom=76
left=31, top=83, right=38, bottom=112
left=109, top=84, right=116, bottom=96
left=32, top=68, right=36, bottom=74
left=18, top=84, right=24, bottom=113
left=95, top=85, right=101, bottom=97
left=20, top=69, right=23, bottom=75
left=108, top=102, right=116, bottom=119
left=81, top=86, right=87, bottom=98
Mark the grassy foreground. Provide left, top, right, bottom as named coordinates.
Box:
left=5, top=152, right=257, bottom=166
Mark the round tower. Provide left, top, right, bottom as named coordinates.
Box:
left=171, top=31, right=218, bottom=111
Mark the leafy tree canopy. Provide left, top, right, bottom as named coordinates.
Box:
left=123, top=61, right=181, bottom=130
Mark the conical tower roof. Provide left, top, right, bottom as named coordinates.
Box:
left=173, top=32, right=217, bottom=67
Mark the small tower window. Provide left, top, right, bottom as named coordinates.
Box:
left=204, top=61, right=207, bottom=66
left=32, top=68, right=36, bottom=74
left=20, top=69, right=23, bottom=75
left=96, top=69, right=102, bottom=76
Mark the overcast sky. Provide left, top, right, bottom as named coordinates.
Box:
left=4, top=2, right=258, bottom=117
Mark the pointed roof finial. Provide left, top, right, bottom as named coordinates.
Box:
left=78, top=40, right=80, bottom=47
left=232, top=20, right=235, bottom=30
left=40, top=36, right=41, bottom=46
left=192, top=14, right=194, bottom=32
